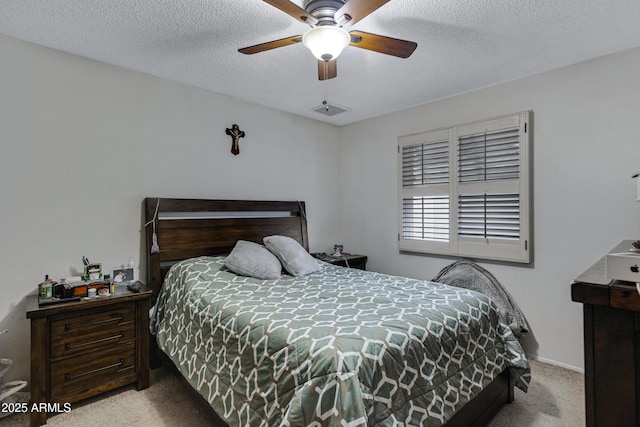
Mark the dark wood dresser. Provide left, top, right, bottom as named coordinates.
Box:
left=26, top=283, right=152, bottom=426
left=571, top=240, right=640, bottom=427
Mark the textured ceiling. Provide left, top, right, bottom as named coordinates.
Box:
left=2, top=0, right=640, bottom=125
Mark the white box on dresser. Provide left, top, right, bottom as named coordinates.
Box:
left=606, top=250, right=640, bottom=283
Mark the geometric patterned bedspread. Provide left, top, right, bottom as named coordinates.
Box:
left=151, top=257, right=530, bottom=426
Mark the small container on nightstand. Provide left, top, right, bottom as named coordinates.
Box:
left=26, top=282, right=152, bottom=426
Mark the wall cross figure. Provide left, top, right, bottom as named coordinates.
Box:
left=225, top=124, right=246, bottom=156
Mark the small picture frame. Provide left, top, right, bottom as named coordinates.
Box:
left=113, top=267, right=134, bottom=283
left=83, top=263, right=103, bottom=281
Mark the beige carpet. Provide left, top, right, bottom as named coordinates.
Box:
left=0, top=359, right=584, bottom=426
left=488, top=359, right=585, bottom=427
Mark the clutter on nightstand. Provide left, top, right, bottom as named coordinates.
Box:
left=113, top=257, right=135, bottom=283
left=39, top=277, right=113, bottom=306
left=82, top=255, right=102, bottom=280
left=38, top=255, right=126, bottom=306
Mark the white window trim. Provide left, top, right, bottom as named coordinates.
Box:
left=398, top=111, right=531, bottom=264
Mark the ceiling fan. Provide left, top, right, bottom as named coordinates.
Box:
left=238, top=0, right=417, bottom=80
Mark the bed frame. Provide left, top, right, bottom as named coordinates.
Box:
left=142, top=197, right=513, bottom=427
left=143, top=198, right=309, bottom=301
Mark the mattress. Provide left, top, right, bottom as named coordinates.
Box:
left=151, top=257, right=530, bottom=426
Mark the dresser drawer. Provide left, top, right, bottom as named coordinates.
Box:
left=50, top=321, right=135, bottom=359
left=50, top=343, right=136, bottom=401
left=50, top=303, right=135, bottom=340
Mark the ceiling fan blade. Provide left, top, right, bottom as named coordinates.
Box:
left=318, top=59, right=337, bottom=80
left=263, top=0, right=318, bottom=25
left=238, top=36, right=302, bottom=55
left=335, top=0, right=390, bottom=27
left=349, top=30, right=417, bottom=58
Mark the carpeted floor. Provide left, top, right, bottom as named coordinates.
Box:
left=487, top=359, right=584, bottom=427
left=0, top=359, right=584, bottom=426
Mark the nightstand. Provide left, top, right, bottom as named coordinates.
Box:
left=314, top=253, right=368, bottom=270
left=26, top=282, right=152, bottom=426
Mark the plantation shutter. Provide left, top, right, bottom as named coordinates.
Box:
left=457, top=194, right=520, bottom=239
left=398, top=128, right=452, bottom=254
left=454, top=113, right=529, bottom=262
left=457, top=127, right=520, bottom=183
left=398, top=111, right=530, bottom=263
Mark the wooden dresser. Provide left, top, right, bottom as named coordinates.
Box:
left=571, top=240, right=640, bottom=427
left=26, top=283, right=152, bottom=426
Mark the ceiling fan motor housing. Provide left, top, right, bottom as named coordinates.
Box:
left=304, top=0, right=347, bottom=25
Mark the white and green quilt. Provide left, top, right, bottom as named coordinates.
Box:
left=152, top=257, right=530, bottom=426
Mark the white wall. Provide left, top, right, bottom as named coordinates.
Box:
left=3, top=33, right=639, bottom=384
left=0, top=35, right=341, bottom=382
left=338, top=46, right=640, bottom=370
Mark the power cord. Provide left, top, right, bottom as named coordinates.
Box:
left=340, top=254, right=350, bottom=268
left=144, top=197, right=161, bottom=254
left=297, top=201, right=307, bottom=220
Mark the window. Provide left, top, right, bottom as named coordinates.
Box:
left=398, top=111, right=531, bottom=263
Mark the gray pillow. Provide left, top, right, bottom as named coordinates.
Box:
left=263, top=235, right=320, bottom=277
left=224, top=240, right=282, bottom=280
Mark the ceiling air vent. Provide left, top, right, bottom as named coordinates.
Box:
left=312, top=102, right=350, bottom=116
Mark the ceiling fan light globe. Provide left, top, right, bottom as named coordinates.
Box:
left=302, top=26, right=350, bottom=61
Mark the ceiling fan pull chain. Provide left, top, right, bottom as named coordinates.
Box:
left=323, top=74, right=329, bottom=111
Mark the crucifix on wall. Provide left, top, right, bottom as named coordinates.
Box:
left=225, top=124, right=245, bottom=156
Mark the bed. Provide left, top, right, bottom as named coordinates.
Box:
left=143, top=198, right=530, bottom=426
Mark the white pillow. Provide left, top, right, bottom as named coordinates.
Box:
left=224, top=240, right=282, bottom=280
left=263, top=235, right=320, bottom=277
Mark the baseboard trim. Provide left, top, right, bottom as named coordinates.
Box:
left=526, top=354, right=584, bottom=373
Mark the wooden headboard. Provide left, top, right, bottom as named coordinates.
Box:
left=143, top=198, right=309, bottom=300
